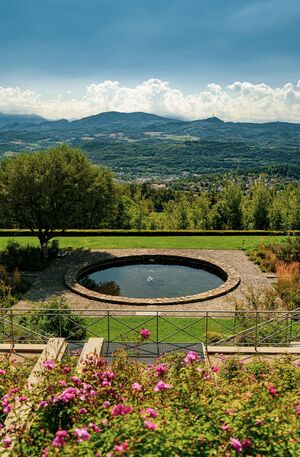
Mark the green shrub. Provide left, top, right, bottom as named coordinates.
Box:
left=0, top=239, right=59, bottom=272
left=1, top=352, right=298, bottom=456
left=19, top=298, right=87, bottom=340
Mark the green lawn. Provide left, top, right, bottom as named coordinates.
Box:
left=85, top=316, right=234, bottom=343
left=0, top=235, right=287, bottom=250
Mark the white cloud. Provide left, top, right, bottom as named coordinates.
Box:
left=0, top=79, right=299, bottom=123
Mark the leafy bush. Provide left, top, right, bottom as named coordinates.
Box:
left=19, top=298, right=87, bottom=341
left=1, top=352, right=299, bottom=456
left=0, top=354, right=36, bottom=424
left=0, top=239, right=59, bottom=272
left=0, top=265, right=31, bottom=308
left=228, top=288, right=300, bottom=345
left=248, top=237, right=300, bottom=309
left=249, top=236, right=300, bottom=273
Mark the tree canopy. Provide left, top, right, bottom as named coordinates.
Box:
left=0, top=145, right=116, bottom=251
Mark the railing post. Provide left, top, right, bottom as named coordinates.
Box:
left=255, top=311, right=258, bottom=350
left=10, top=308, right=14, bottom=346
left=285, top=312, right=290, bottom=345
left=107, top=310, right=110, bottom=342
left=156, top=312, right=159, bottom=356
left=58, top=309, right=62, bottom=338
left=205, top=311, right=208, bottom=350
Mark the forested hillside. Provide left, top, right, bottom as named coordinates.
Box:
left=0, top=111, right=299, bottom=180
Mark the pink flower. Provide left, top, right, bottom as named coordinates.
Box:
left=221, top=424, right=230, bottom=431
left=3, top=404, right=12, bottom=414
left=155, top=364, right=168, bottom=376
left=266, top=385, right=277, bottom=397
left=0, top=369, right=6, bottom=375
left=39, top=400, right=48, bottom=408
left=212, top=365, right=220, bottom=373
left=102, top=400, right=110, bottom=408
left=89, top=422, right=100, bottom=432
left=111, top=403, right=133, bottom=417
left=58, top=380, right=67, bottom=386
left=184, top=351, right=200, bottom=364
left=230, top=438, right=243, bottom=453
left=71, top=376, right=82, bottom=385
left=19, top=395, right=28, bottom=402
left=255, top=419, right=263, bottom=426
left=43, top=360, right=55, bottom=370
left=225, top=408, right=237, bottom=415
left=79, top=407, right=87, bottom=414
left=52, top=430, right=67, bottom=448
left=242, top=439, right=252, bottom=449
left=145, top=407, right=158, bottom=418
left=61, top=366, right=71, bottom=374
left=230, top=437, right=252, bottom=452
left=144, top=420, right=158, bottom=430
left=114, top=441, right=129, bottom=453
left=74, top=428, right=90, bottom=443
left=294, top=360, right=300, bottom=367
left=296, top=404, right=300, bottom=414
left=58, top=387, right=79, bottom=403
left=2, top=437, right=12, bottom=449
left=132, top=382, right=142, bottom=391
left=154, top=380, right=173, bottom=391
left=140, top=328, right=151, bottom=339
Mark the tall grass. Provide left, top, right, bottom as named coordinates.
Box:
left=276, top=261, right=300, bottom=309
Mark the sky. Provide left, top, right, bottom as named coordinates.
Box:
left=0, top=0, right=299, bottom=121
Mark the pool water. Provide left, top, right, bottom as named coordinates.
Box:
left=79, top=262, right=224, bottom=298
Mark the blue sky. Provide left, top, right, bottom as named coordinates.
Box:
left=0, top=0, right=299, bottom=121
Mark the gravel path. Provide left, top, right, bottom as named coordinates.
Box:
left=15, top=249, right=274, bottom=311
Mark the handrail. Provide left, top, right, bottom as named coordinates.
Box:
left=0, top=307, right=299, bottom=348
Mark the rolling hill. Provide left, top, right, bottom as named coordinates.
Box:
left=0, top=111, right=299, bottom=180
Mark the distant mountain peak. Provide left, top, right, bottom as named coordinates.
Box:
left=203, top=116, right=224, bottom=123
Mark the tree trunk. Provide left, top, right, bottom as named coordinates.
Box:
left=38, top=234, right=49, bottom=261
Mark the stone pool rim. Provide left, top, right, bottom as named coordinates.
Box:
left=65, top=254, right=240, bottom=305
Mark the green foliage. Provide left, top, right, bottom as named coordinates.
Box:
left=0, top=355, right=36, bottom=424
left=2, top=353, right=299, bottom=456
left=0, top=263, right=31, bottom=308
left=0, top=145, right=116, bottom=249
left=0, top=239, right=59, bottom=272
left=249, top=236, right=300, bottom=272
left=19, top=298, right=87, bottom=340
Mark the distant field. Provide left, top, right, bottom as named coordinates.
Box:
left=0, top=235, right=287, bottom=250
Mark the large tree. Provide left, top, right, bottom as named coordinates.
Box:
left=0, top=145, right=116, bottom=255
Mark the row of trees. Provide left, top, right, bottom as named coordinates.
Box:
left=114, top=181, right=300, bottom=231
left=0, top=145, right=299, bottom=253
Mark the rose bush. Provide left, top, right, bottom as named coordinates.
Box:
left=0, top=352, right=299, bottom=456
left=0, top=354, right=36, bottom=424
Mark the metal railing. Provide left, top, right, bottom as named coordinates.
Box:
left=0, top=307, right=299, bottom=350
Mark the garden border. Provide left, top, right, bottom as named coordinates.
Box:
left=65, top=253, right=240, bottom=305
left=0, top=229, right=299, bottom=237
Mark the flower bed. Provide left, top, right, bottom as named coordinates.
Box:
left=1, top=351, right=299, bottom=456
left=0, top=354, right=37, bottom=424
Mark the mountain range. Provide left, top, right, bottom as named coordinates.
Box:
left=0, top=111, right=299, bottom=147
left=0, top=111, right=299, bottom=180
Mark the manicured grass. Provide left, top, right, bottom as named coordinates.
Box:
left=85, top=316, right=234, bottom=343
left=0, top=235, right=288, bottom=250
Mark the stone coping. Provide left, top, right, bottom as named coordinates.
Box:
left=65, top=253, right=240, bottom=305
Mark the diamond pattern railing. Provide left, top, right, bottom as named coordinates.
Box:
left=0, top=308, right=299, bottom=355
